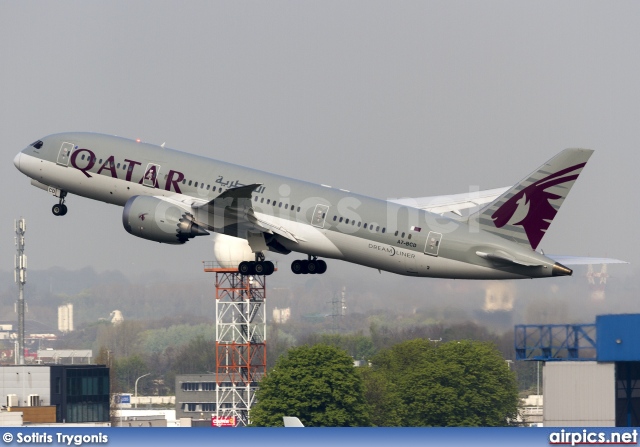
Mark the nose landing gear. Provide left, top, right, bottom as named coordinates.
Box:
left=52, top=191, right=68, bottom=216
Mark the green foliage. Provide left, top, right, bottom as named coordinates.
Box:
left=137, top=324, right=216, bottom=354
left=114, top=354, right=150, bottom=394
left=300, top=332, right=376, bottom=360
left=171, top=335, right=216, bottom=375
left=266, top=326, right=297, bottom=370
left=372, top=339, right=518, bottom=426
left=251, top=345, right=372, bottom=427
left=359, top=367, right=406, bottom=426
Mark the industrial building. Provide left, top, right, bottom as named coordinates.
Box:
left=516, top=313, right=640, bottom=427
left=0, top=364, right=110, bottom=424
left=175, top=374, right=217, bottom=424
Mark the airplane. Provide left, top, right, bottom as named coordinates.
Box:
left=283, top=416, right=305, bottom=427
left=13, top=132, right=625, bottom=279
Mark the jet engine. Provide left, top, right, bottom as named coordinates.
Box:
left=212, top=233, right=254, bottom=268
left=122, top=195, right=209, bottom=244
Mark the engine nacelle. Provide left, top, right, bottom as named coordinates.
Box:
left=122, top=195, right=209, bottom=244
left=212, top=233, right=255, bottom=267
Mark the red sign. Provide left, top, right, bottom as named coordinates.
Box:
left=211, top=416, right=236, bottom=427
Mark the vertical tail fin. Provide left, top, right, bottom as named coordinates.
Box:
left=469, top=148, right=594, bottom=250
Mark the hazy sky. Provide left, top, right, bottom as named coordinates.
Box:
left=1, top=1, right=638, bottom=282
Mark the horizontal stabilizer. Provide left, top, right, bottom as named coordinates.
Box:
left=390, top=187, right=509, bottom=215
left=546, top=255, right=628, bottom=265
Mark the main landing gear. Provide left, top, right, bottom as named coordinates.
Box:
left=291, top=256, right=327, bottom=275
left=238, top=252, right=275, bottom=276
left=52, top=191, right=68, bottom=216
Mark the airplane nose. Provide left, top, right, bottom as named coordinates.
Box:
left=13, top=152, right=21, bottom=170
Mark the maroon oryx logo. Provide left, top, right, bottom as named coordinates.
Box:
left=491, top=163, right=586, bottom=249
left=138, top=213, right=148, bottom=221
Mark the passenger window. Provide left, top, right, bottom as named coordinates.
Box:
left=382, top=228, right=386, bottom=233
left=116, top=162, right=120, bottom=168
left=279, top=202, right=282, bottom=208
left=261, top=198, right=264, bottom=203
left=129, top=165, right=133, bottom=172
left=339, top=217, right=343, bottom=223
left=408, top=234, right=412, bottom=240
left=254, top=196, right=258, bottom=201
left=207, top=184, right=210, bottom=190
left=285, top=204, right=289, bottom=209
left=358, top=222, right=361, bottom=227
left=376, top=226, right=380, bottom=232
left=401, top=232, right=405, bottom=238
left=182, top=179, right=186, bottom=184
left=297, top=207, right=301, bottom=212
left=188, top=180, right=192, bottom=186
left=267, top=199, right=271, bottom=204
left=364, top=223, right=368, bottom=229
left=194, top=182, right=198, bottom=187
left=99, top=159, right=103, bottom=164
left=81, top=155, right=85, bottom=160
left=345, top=219, right=349, bottom=224
left=352, top=220, right=355, bottom=225
left=395, top=231, right=399, bottom=236
left=333, top=216, right=337, bottom=221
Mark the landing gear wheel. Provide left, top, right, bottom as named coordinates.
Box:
left=52, top=204, right=67, bottom=216
left=317, top=260, right=327, bottom=274
left=300, top=260, right=309, bottom=274
left=291, top=260, right=303, bottom=274
left=264, top=261, right=275, bottom=275
left=254, top=262, right=265, bottom=275
left=307, top=260, right=317, bottom=274
left=239, top=261, right=252, bottom=275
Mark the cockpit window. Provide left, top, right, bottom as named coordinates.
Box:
left=31, top=140, right=44, bottom=149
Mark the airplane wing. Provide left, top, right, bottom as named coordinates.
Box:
left=389, top=187, right=509, bottom=216
left=192, top=184, right=300, bottom=242
left=546, top=256, right=628, bottom=265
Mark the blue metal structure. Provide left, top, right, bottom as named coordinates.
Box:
left=514, top=324, right=597, bottom=361
left=515, top=314, right=640, bottom=427
left=596, top=314, right=640, bottom=362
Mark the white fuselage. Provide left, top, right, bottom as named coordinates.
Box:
left=15, top=132, right=565, bottom=279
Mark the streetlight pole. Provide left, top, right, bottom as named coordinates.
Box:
left=134, top=373, right=150, bottom=409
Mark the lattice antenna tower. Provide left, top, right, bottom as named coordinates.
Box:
left=14, top=218, right=27, bottom=365
left=329, top=286, right=347, bottom=333
left=204, top=262, right=267, bottom=427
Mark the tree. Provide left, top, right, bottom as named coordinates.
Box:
left=359, top=367, right=406, bottom=426
left=251, top=345, right=371, bottom=426
left=372, top=339, right=518, bottom=426
left=114, top=354, right=150, bottom=394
